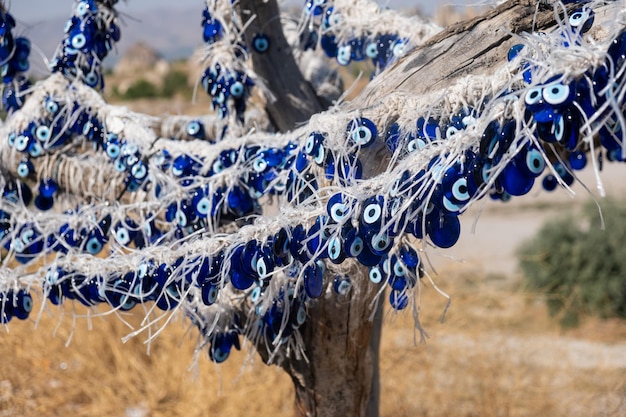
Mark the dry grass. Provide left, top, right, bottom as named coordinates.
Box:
left=1, top=266, right=624, bottom=417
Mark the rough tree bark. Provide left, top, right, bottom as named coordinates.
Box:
left=235, top=1, right=619, bottom=416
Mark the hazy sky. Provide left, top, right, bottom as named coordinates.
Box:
left=9, top=0, right=484, bottom=22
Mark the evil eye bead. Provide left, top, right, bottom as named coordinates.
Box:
left=524, top=87, right=543, bottom=106
left=451, top=177, right=469, bottom=202
left=313, top=145, right=326, bottom=165
left=28, top=142, right=44, bottom=157
left=347, top=118, right=377, bottom=148
left=76, top=1, right=89, bottom=16
left=346, top=233, right=364, bottom=257
left=115, top=226, right=131, bottom=245
left=186, top=120, right=202, bottom=137
left=44, top=99, right=59, bottom=114
left=84, top=71, right=99, bottom=88
left=253, top=157, right=268, bottom=172
left=542, top=83, right=570, bottom=106
left=569, top=7, right=594, bottom=33
left=85, top=236, right=103, bottom=255
left=369, top=265, right=385, bottom=284
left=15, top=135, right=29, bottom=152
left=71, top=33, right=87, bottom=49
left=295, top=306, right=307, bottom=327
left=230, top=81, right=245, bottom=98
left=525, top=148, right=545, bottom=176
left=333, top=275, right=351, bottom=295
left=195, top=197, right=211, bottom=217
left=360, top=196, right=384, bottom=227
left=252, top=33, right=270, bottom=53
left=201, top=283, right=219, bottom=305
left=17, top=159, right=34, bottom=178
left=130, top=162, right=148, bottom=180
left=106, top=143, right=120, bottom=159
left=36, top=126, right=51, bottom=142
left=327, top=193, right=352, bottom=223
left=369, top=231, right=392, bottom=255
left=392, top=39, right=407, bottom=57
left=365, top=42, right=378, bottom=59
left=13, top=290, right=33, bottom=320
left=337, top=45, right=351, bottom=66
left=327, top=236, right=346, bottom=263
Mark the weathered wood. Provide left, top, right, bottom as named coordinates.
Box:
left=358, top=0, right=605, bottom=108
left=286, top=265, right=378, bottom=417
left=238, top=0, right=326, bottom=132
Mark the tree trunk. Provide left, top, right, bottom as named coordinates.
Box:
left=239, top=0, right=326, bottom=132
left=285, top=266, right=379, bottom=417
left=234, top=1, right=624, bottom=416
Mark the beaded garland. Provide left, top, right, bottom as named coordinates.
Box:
left=0, top=0, right=625, bottom=364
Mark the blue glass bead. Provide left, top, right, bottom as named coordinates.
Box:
left=416, top=116, right=440, bottom=141
left=289, top=224, right=309, bottom=263
left=304, top=261, right=325, bottom=298
left=569, top=6, right=594, bottom=33
left=230, top=265, right=255, bottom=291
left=347, top=118, right=377, bottom=147
left=568, top=151, right=587, bottom=171
left=252, top=33, right=270, bottom=53
left=507, top=44, right=524, bottom=62
left=201, top=283, right=219, bottom=305
left=38, top=178, right=58, bottom=198
left=333, top=275, right=351, bottom=295
left=389, top=290, right=408, bottom=310
left=501, top=161, right=535, bottom=197
left=105, top=274, right=138, bottom=311
left=13, top=289, right=33, bottom=320
left=16, top=159, right=34, bottom=178
left=255, top=246, right=275, bottom=279
left=607, top=29, right=626, bottom=69
left=326, top=192, right=354, bottom=223
left=208, top=331, right=240, bottom=363
left=343, top=227, right=364, bottom=258
left=356, top=241, right=382, bottom=267
left=360, top=195, right=384, bottom=229
left=399, top=246, right=420, bottom=270
left=366, top=229, right=394, bottom=256
left=554, top=162, right=575, bottom=186
left=186, top=120, right=205, bottom=139
left=327, top=235, right=346, bottom=264
left=427, top=211, right=461, bottom=249
left=203, top=20, right=223, bottom=43
left=369, top=265, right=386, bottom=284
left=84, top=226, right=107, bottom=255
left=155, top=283, right=181, bottom=311
left=271, top=227, right=291, bottom=259
left=320, top=34, right=337, bottom=58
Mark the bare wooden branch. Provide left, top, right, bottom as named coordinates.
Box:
left=238, top=0, right=326, bottom=132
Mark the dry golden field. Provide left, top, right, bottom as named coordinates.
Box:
left=1, top=261, right=625, bottom=417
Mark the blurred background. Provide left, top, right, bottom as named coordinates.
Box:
left=2, top=1, right=626, bottom=416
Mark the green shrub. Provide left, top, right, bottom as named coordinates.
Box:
left=160, top=70, right=190, bottom=98
left=122, top=79, right=158, bottom=100
left=518, top=199, right=626, bottom=327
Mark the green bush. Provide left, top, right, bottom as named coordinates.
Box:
left=122, top=78, right=158, bottom=100
left=518, top=199, right=626, bottom=327
left=160, top=70, right=189, bottom=98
